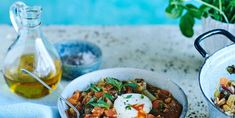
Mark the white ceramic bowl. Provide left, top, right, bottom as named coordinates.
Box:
left=58, top=68, right=188, bottom=118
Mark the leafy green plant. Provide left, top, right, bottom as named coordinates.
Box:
left=165, top=0, right=235, bottom=37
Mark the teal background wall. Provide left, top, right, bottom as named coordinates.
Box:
left=0, top=0, right=180, bottom=25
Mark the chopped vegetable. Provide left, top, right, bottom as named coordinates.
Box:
left=223, top=104, right=231, bottom=112
left=152, top=100, right=160, bottom=109
left=134, top=79, right=157, bottom=101
left=226, top=95, right=235, bottom=107
left=91, top=107, right=104, bottom=117
left=104, top=108, right=117, bottom=117
left=94, top=92, right=103, bottom=98
left=227, top=65, right=235, bottom=74
left=214, top=88, right=220, bottom=97
left=216, top=98, right=225, bottom=106
left=220, top=77, right=229, bottom=86
left=214, top=68, right=235, bottom=116
left=159, top=102, right=164, bottom=112
left=164, top=98, right=172, bottom=103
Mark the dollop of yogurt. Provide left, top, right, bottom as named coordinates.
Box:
left=114, top=93, right=152, bottom=118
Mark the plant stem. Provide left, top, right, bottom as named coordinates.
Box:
left=219, top=0, right=222, bottom=11
left=195, top=0, right=229, bottom=23
left=231, top=15, right=235, bottom=23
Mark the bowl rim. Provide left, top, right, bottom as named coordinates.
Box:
left=57, top=67, right=188, bottom=118
left=54, top=39, right=102, bottom=68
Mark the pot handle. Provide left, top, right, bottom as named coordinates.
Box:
left=194, top=29, right=235, bottom=58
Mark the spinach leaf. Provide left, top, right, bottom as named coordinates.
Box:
left=104, top=93, right=114, bottom=101
left=86, top=97, right=96, bottom=105
left=123, top=83, right=138, bottom=88
left=90, top=83, right=102, bottom=92
left=105, top=77, right=123, bottom=92
left=89, top=98, right=110, bottom=109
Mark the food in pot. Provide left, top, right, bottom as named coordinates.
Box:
left=66, top=77, right=182, bottom=118
left=214, top=65, right=235, bottom=116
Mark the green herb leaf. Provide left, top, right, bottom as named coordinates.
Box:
left=199, top=5, right=210, bottom=17
left=90, top=83, right=102, bottom=92
left=86, top=97, right=96, bottom=105
left=89, top=98, right=110, bottom=109
left=125, top=104, right=132, bottom=110
left=165, top=5, right=183, bottom=19
left=229, top=1, right=235, bottom=7
left=186, top=4, right=202, bottom=19
left=125, top=95, right=132, bottom=99
left=104, top=93, right=114, bottom=101
left=123, top=83, right=138, bottom=88
left=151, top=108, right=158, bottom=114
left=227, top=65, right=235, bottom=74
left=179, top=12, right=195, bottom=37
left=105, top=77, right=123, bottom=92
left=140, top=94, right=144, bottom=99
left=159, top=102, right=164, bottom=112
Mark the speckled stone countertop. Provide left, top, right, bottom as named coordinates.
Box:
left=0, top=25, right=207, bottom=117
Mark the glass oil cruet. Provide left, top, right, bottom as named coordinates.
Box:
left=3, top=1, right=62, bottom=98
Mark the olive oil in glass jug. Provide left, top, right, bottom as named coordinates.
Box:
left=3, top=2, right=62, bottom=98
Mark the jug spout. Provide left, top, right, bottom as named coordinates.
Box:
left=10, top=1, right=42, bottom=33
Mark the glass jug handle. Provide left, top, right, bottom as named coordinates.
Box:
left=9, top=1, right=27, bottom=33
